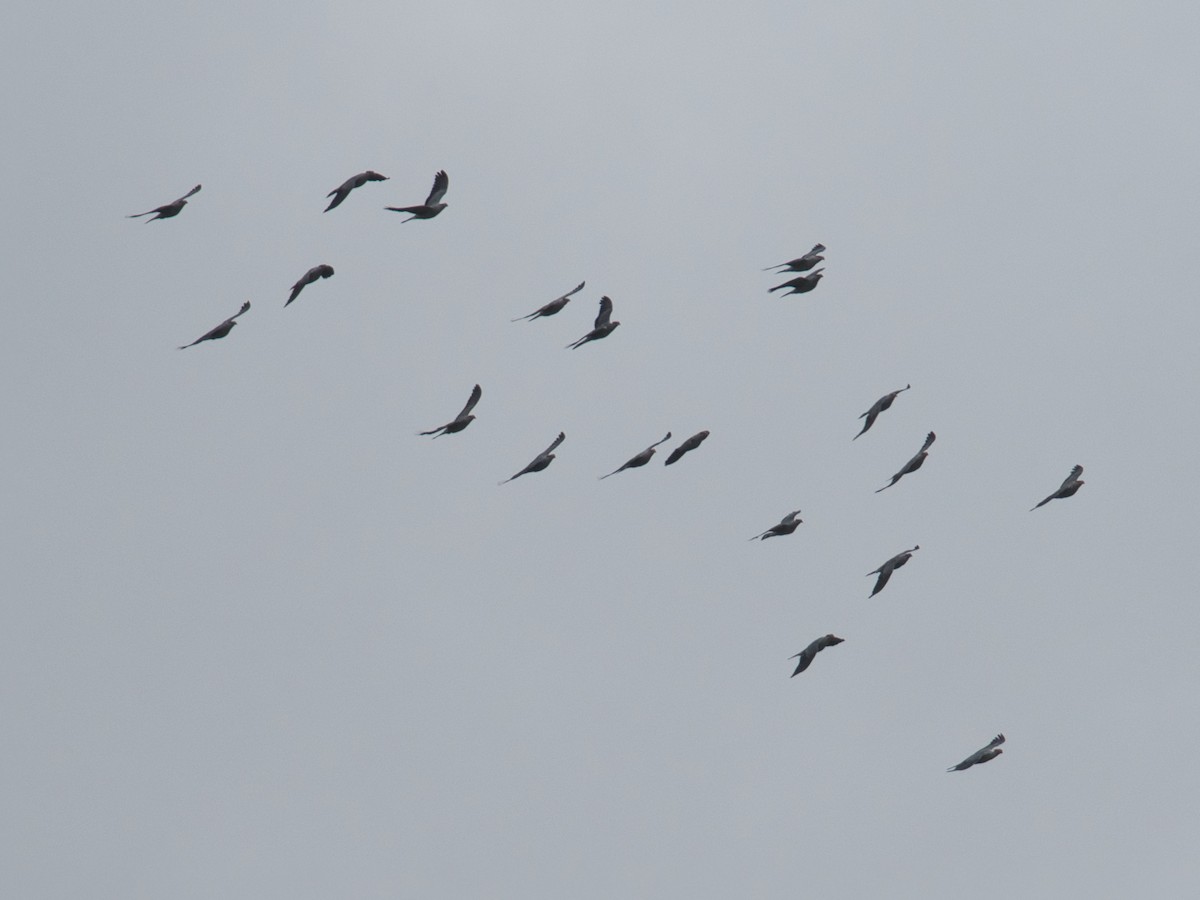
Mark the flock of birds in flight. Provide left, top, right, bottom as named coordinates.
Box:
left=131, top=167, right=1087, bottom=773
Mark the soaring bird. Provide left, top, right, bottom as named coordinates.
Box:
left=854, top=384, right=911, bottom=440
left=947, top=734, right=1006, bottom=772
left=664, top=431, right=710, bottom=466
left=285, top=264, right=335, bottom=306
left=512, top=281, right=586, bottom=322
left=599, top=432, right=672, bottom=479
left=127, top=184, right=201, bottom=221
left=501, top=432, right=565, bottom=484
left=567, top=296, right=620, bottom=348
left=1031, top=465, right=1084, bottom=510
left=768, top=269, right=824, bottom=296
left=385, top=170, right=449, bottom=220
left=763, top=243, right=826, bottom=273
left=789, top=634, right=844, bottom=676
left=876, top=431, right=936, bottom=492
left=750, top=509, right=803, bottom=540
left=324, top=170, right=388, bottom=212
left=178, top=301, right=250, bottom=349
left=867, top=545, right=919, bottom=597
left=420, top=384, right=482, bottom=437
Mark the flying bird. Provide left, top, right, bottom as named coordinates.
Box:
left=876, top=431, right=936, bottom=492
left=178, top=301, right=250, bottom=349
left=789, top=634, right=844, bottom=676
left=324, top=170, right=388, bottom=212
left=1031, top=465, right=1084, bottom=510
left=385, top=169, right=449, bottom=220
left=768, top=268, right=825, bottom=296
left=285, top=264, right=335, bottom=306
left=854, top=384, right=911, bottom=440
left=599, top=432, right=672, bottom=479
left=763, top=243, right=826, bottom=272
left=419, top=384, right=482, bottom=437
left=512, top=281, right=586, bottom=322
left=567, top=296, right=620, bottom=348
left=127, top=184, right=201, bottom=221
left=501, top=432, right=565, bottom=484
left=867, top=545, right=919, bottom=597
left=664, top=430, right=710, bottom=466
left=750, top=509, right=803, bottom=540
left=947, top=734, right=1006, bottom=772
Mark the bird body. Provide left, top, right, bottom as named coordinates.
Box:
left=285, top=264, right=335, bottom=306
left=1032, top=465, right=1084, bottom=510
left=600, top=432, right=672, bottom=479
left=501, top=432, right=565, bottom=483
left=567, top=296, right=620, bottom=348
left=751, top=509, right=803, bottom=540
left=420, top=384, right=482, bottom=437
left=385, top=170, right=449, bottom=220
left=325, top=170, right=388, bottom=211
left=867, top=545, right=919, bottom=597
left=513, top=281, right=586, bottom=321
left=947, top=734, right=1006, bottom=771
left=854, top=384, right=911, bottom=440
left=768, top=268, right=824, bottom=295
left=664, top=430, right=710, bottom=465
left=789, top=634, right=843, bottom=676
left=764, top=243, right=826, bottom=272
left=128, top=184, right=201, bottom=221
left=178, top=301, right=250, bottom=349
left=876, top=431, right=936, bottom=492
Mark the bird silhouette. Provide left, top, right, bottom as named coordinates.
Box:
left=599, top=432, right=672, bottom=479
left=854, top=384, right=911, bottom=440
left=567, top=296, right=620, bottom=348
left=420, top=384, right=482, bottom=437
left=768, top=268, right=824, bottom=296
left=324, top=171, right=388, bottom=211
left=385, top=170, right=449, bottom=220
left=512, top=281, right=586, bottom=322
left=178, top=301, right=250, bottom=349
left=750, top=509, right=803, bottom=540
left=947, top=734, right=1005, bottom=772
left=1031, top=465, right=1084, bottom=510
left=664, top=430, right=710, bottom=465
left=876, top=431, right=936, bottom=492
left=867, top=545, right=919, bottom=597
left=501, top=432, right=565, bottom=484
left=763, top=243, right=826, bottom=272
left=127, top=184, right=201, bottom=222
left=789, top=634, right=844, bottom=676
left=285, top=264, right=335, bottom=307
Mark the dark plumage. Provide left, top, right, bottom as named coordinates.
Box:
left=324, top=170, right=388, bottom=211
left=512, top=281, right=586, bottom=322
left=763, top=243, right=826, bottom=273
left=664, top=430, right=710, bottom=466
left=854, top=384, right=911, bottom=440
left=947, top=734, right=1006, bottom=772
left=127, top=184, right=201, bottom=221
left=384, top=170, right=449, bottom=220
left=867, top=545, right=919, bottom=597
left=599, top=432, right=672, bottom=479
left=567, top=296, right=620, bottom=348
left=768, top=268, right=824, bottom=296
left=178, top=301, right=250, bottom=349
left=1031, top=465, right=1084, bottom=510
left=876, top=431, right=936, bottom=492
left=419, top=384, right=482, bottom=437
left=500, top=432, right=565, bottom=484
left=750, top=509, right=803, bottom=541
left=285, top=264, right=335, bottom=307
left=789, top=634, right=844, bottom=676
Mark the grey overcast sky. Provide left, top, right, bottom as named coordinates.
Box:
left=3, top=2, right=1199, bottom=897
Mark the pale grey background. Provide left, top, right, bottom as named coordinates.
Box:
left=3, top=2, right=1198, bottom=897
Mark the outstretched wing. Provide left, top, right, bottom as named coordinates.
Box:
left=425, top=170, right=449, bottom=206
left=458, top=384, right=482, bottom=418
left=176, top=184, right=202, bottom=203
left=1059, top=465, right=1083, bottom=491
left=869, top=567, right=893, bottom=597
left=542, top=431, right=566, bottom=455
left=919, top=431, right=936, bottom=453
left=595, top=296, right=614, bottom=328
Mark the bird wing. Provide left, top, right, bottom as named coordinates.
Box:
left=920, top=431, right=936, bottom=453
left=232, top=301, right=250, bottom=319
left=316, top=264, right=335, bottom=279
left=985, top=733, right=1006, bottom=750
left=869, top=566, right=893, bottom=597
left=782, top=509, right=802, bottom=525
left=458, top=384, right=482, bottom=418
left=425, top=170, right=449, bottom=206
left=542, top=431, right=566, bottom=455
left=806, top=242, right=826, bottom=257
left=595, top=296, right=614, bottom=328
left=559, top=281, right=586, bottom=301
left=789, top=647, right=816, bottom=675
left=176, top=184, right=202, bottom=203
left=1059, top=465, right=1083, bottom=490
